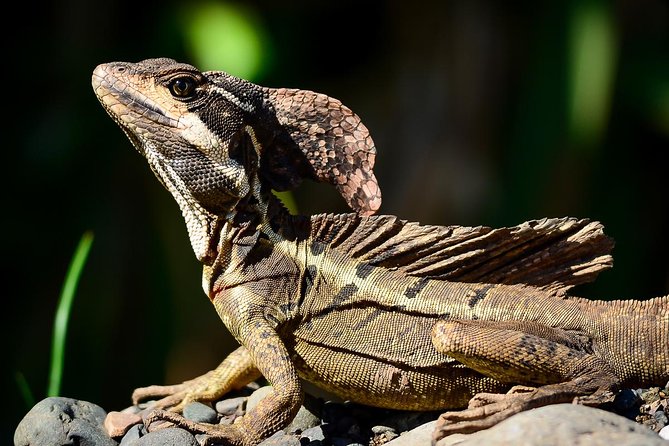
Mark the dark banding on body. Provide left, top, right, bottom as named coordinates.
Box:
left=467, top=284, right=494, bottom=308
left=404, top=277, right=430, bottom=299
left=355, top=262, right=374, bottom=279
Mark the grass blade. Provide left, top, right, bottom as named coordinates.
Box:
left=47, top=231, right=94, bottom=397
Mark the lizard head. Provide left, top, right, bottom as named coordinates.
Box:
left=92, top=58, right=381, bottom=260
left=92, top=58, right=253, bottom=214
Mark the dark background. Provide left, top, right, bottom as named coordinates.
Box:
left=4, top=0, right=668, bottom=441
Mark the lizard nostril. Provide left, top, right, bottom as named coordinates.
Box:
left=115, top=66, right=126, bottom=73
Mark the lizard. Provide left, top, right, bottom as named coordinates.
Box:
left=91, top=58, right=668, bottom=445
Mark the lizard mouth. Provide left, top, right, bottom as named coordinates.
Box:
left=92, top=64, right=184, bottom=161
left=92, top=64, right=180, bottom=139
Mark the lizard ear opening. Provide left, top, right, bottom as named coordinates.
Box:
left=261, top=87, right=382, bottom=216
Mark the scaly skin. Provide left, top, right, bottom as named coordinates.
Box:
left=92, top=58, right=668, bottom=445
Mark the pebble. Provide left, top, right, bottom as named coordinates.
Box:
left=215, top=396, right=247, bottom=415
left=385, top=420, right=436, bottom=446
left=104, top=410, right=143, bottom=437
left=371, top=424, right=399, bottom=443
left=124, top=427, right=198, bottom=446
left=182, top=401, right=218, bottom=423
left=286, top=394, right=322, bottom=434
left=119, top=424, right=144, bottom=445
left=301, top=425, right=326, bottom=442
left=247, top=385, right=274, bottom=412
left=257, top=430, right=300, bottom=446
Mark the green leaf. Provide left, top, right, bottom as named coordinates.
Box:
left=47, top=231, right=94, bottom=397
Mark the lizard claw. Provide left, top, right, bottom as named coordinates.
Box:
left=432, top=379, right=619, bottom=444
left=466, top=385, right=536, bottom=408
left=132, top=384, right=197, bottom=412
left=131, top=371, right=218, bottom=412
left=145, top=408, right=246, bottom=445
left=432, top=399, right=524, bottom=444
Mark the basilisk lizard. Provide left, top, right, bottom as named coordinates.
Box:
left=92, top=58, right=668, bottom=445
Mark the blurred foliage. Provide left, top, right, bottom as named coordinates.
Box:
left=182, top=1, right=272, bottom=79
left=567, top=0, right=617, bottom=151
left=3, top=0, right=668, bottom=442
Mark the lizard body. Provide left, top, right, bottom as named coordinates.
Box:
left=92, top=58, right=668, bottom=445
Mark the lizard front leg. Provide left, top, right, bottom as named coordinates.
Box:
left=132, top=346, right=261, bottom=412
left=430, top=320, right=619, bottom=443
left=145, top=318, right=303, bottom=446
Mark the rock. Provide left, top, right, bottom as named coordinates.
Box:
left=285, top=393, right=322, bottom=434
left=285, top=404, right=321, bottom=434
left=257, top=430, right=300, bottom=446
left=119, top=424, right=143, bottom=445
left=182, top=401, right=218, bottom=423
left=659, top=425, right=669, bottom=440
left=14, top=396, right=116, bottom=446
left=105, top=410, right=143, bottom=437
left=247, top=386, right=274, bottom=413
left=385, top=420, right=436, bottom=446
left=124, top=427, right=198, bottom=446
left=371, top=425, right=395, bottom=434
left=371, top=424, right=398, bottom=443
left=435, top=404, right=666, bottom=446
left=377, top=409, right=441, bottom=434
left=300, top=425, right=326, bottom=442
left=121, top=405, right=143, bottom=415
left=215, top=396, right=247, bottom=416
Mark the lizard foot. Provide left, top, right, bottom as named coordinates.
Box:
left=132, top=346, right=261, bottom=413
left=144, top=409, right=246, bottom=445
left=132, top=370, right=215, bottom=411
left=431, top=320, right=621, bottom=443
left=466, top=385, right=535, bottom=407
left=431, top=379, right=617, bottom=445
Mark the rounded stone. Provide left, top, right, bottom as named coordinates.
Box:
left=14, top=397, right=116, bottom=446
left=125, top=427, right=198, bottom=446
left=183, top=401, right=218, bottom=423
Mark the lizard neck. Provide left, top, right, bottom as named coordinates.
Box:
left=200, top=175, right=296, bottom=295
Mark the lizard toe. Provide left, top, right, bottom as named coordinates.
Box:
left=432, top=402, right=521, bottom=443
left=145, top=409, right=249, bottom=445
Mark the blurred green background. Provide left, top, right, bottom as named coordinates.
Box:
left=4, top=0, right=668, bottom=441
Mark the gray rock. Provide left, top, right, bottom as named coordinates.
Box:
left=286, top=394, right=322, bottom=434
left=124, top=427, right=198, bottom=446
left=436, top=404, right=666, bottom=446
left=257, top=430, right=300, bottom=446
left=119, top=424, right=143, bottom=445
left=182, top=401, right=218, bottom=423
left=300, top=425, right=326, bottom=442
left=371, top=425, right=393, bottom=434
left=385, top=420, right=436, bottom=446
left=215, top=396, right=247, bottom=415
left=285, top=404, right=321, bottom=434
left=246, top=385, right=274, bottom=413
left=654, top=408, right=668, bottom=426
left=14, top=396, right=116, bottom=446
left=372, top=424, right=399, bottom=442
left=379, top=410, right=441, bottom=433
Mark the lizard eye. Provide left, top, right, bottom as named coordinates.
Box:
left=169, top=76, right=196, bottom=98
